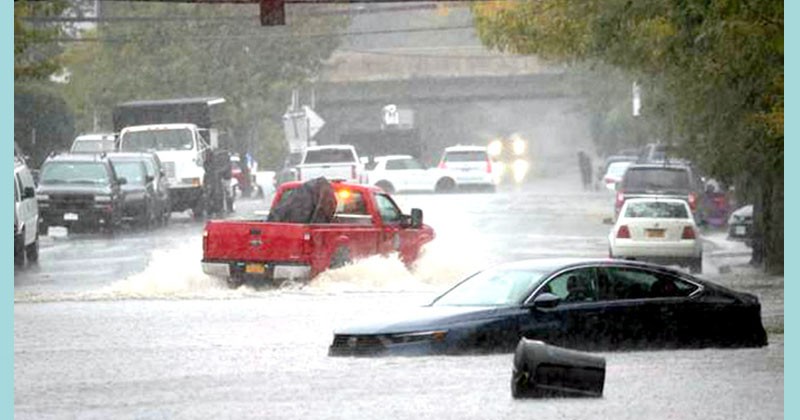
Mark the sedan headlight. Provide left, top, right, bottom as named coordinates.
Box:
left=513, top=138, right=527, bottom=156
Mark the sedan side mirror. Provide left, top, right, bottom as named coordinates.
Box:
left=117, top=177, right=127, bottom=185
left=410, top=208, right=423, bottom=228
left=530, top=293, right=561, bottom=309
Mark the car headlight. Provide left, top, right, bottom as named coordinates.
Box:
left=488, top=140, right=503, bottom=157
left=512, top=138, right=527, bottom=156
left=36, top=194, right=49, bottom=201
left=512, top=159, right=530, bottom=183
left=95, top=195, right=112, bottom=202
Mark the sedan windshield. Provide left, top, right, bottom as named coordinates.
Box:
left=111, top=161, right=146, bottom=186
left=432, top=268, right=547, bottom=307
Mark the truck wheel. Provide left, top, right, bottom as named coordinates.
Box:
left=226, top=276, right=244, bottom=289
left=25, top=234, right=39, bottom=264
left=330, top=246, right=351, bottom=269
left=375, top=181, right=395, bottom=194
left=434, top=177, right=456, bottom=193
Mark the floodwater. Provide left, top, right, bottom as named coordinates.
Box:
left=14, top=174, right=783, bottom=419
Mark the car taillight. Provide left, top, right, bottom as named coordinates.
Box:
left=351, top=165, right=357, bottom=180
left=486, top=158, right=492, bottom=173
left=615, top=192, right=625, bottom=211
left=688, top=193, right=697, bottom=211
left=438, top=160, right=446, bottom=169
left=604, top=177, right=614, bottom=184
left=617, top=225, right=631, bottom=238
left=682, top=226, right=696, bottom=239
left=296, top=167, right=302, bottom=180
left=202, top=229, right=208, bottom=254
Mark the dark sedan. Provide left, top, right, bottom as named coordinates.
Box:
left=328, top=258, right=768, bottom=356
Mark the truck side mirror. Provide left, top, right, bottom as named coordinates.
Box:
left=410, top=208, right=423, bottom=228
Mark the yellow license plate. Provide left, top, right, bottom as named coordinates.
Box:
left=245, top=263, right=265, bottom=274
left=646, top=229, right=665, bottom=238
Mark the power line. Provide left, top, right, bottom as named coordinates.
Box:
left=21, top=24, right=476, bottom=43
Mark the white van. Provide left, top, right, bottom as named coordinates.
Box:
left=14, top=156, right=39, bottom=267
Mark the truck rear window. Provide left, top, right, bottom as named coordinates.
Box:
left=120, top=129, right=194, bottom=152
left=444, top=151, right=488, bottom=162
left=304, top=149, right=356, bottom=164
left=622, top=168, right=691, bottom=191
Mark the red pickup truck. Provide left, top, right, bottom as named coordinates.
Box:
left=202, top=180, right=435, bottom=287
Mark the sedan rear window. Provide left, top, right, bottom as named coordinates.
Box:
left=444, top=151, right=488, bottom=162
left=304, top=149, right=356, bottom=164
left=624, top=201, right=690, bottom=219
left=622, top=168, right=691, bottom=191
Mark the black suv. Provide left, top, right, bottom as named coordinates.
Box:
left=615, top=162, right=707, bottom=221
left=36, top=153, right=126, bottom=233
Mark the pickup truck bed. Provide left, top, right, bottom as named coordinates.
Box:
left=202, top=180, right=434, bottom=286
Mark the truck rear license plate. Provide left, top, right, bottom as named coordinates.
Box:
left=245, top=263, right=265, bottom=274
left=64, top=213, right=79, bottom=221
left=645, top=229, right=665, bottom=238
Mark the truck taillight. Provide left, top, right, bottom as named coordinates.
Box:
left=438, top=161, right=446, bottom=169
left=617, top=225, right=631, bottom=238
left=688, top=193, right=697, bottom=211
left=202, top=229, right=208, bottom=254
left=682, top=226, right=696, bottom=239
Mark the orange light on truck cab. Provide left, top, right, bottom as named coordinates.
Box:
left=336, top=189, right=351, bottom=201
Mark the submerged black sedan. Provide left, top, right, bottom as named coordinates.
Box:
left=328, top=259, right=768, bottom=356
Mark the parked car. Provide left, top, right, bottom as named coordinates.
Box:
left=14, top=156, right=40, bottom=267
left=728, top=204, right=754, bottom=245
left=70, top=133, right=117, bottom=154
left=108, top=153, right=162, bottom=228
left=296, top=145, right=364, bottom=184
left=609, top=198, right=703, bottom=273
left=202, top=178, right=435, bottom=288
left=328, top=258, right=767, bottom=356
left=601, top=160, right=633, bottom=191
left=366, top=155, right=457, bottom=193
left=36, top=153, right=126, bottom=234
left=437, top=145, right=496, bottom=191
left=615, top=162, right=706, bottom=221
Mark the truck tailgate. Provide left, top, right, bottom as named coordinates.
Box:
left=204, top=220, right=309, bottom=262
left=297, top=163, right=357, bottom=182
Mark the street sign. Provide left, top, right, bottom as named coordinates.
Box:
left=303, top=105, right=325, bottom=139
left=383, top=104, right=399, bottom=126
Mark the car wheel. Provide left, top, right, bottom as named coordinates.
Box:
left=375, top=181, right=394, bottom=194
left=434, top=177, right=456, bottom=193
left=14, top=233, right=25, bottom=267
left=25, top=234, right=39, bottom=264
left=689, top=256, right=702, bottom=274
left=330, top=246, right=351, bottom=269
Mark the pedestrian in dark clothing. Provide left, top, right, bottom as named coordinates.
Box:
left=577, top=151, right=591, bottom=189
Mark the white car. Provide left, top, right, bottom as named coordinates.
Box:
left=14, top=155, right=39, bottom=267
left=438, top=145, right=496, bottom=191
left=366, top=155, right=457, bottom=193
left=70, top=133, right=117, bottom=154
left=602, top=160, right=633, bottom=191
left=609, top=198, right=702, bottom=273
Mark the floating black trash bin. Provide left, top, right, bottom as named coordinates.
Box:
left=511, top=338, right=606, bottom=398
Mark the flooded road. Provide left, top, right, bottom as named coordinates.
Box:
left=14, top=175, right=783, bottom=419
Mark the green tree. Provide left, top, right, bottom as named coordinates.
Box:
left=59, top=2, right=347, bottom=168
left=474, top=0, right=783, bottom=273
left=14, top=0, right=67, bottom=81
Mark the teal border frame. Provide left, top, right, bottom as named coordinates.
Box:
left=2, top=0, right=13, bottom=417
left=785, top=3, right=794, bottom=420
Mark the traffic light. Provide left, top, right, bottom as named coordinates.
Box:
left=261, top=0, right=285, bottom=26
